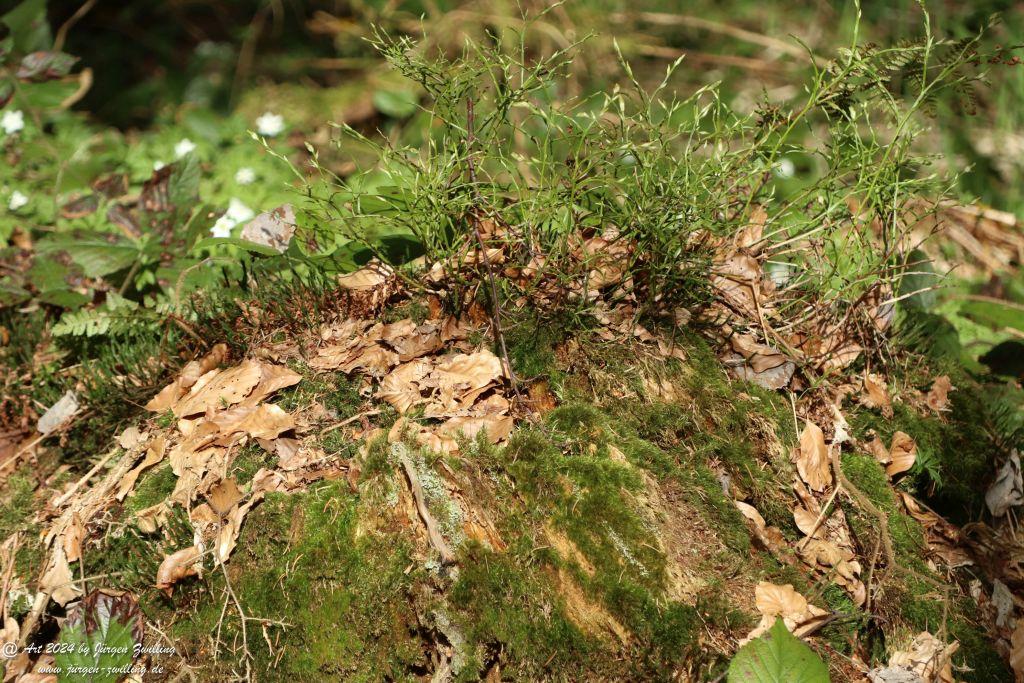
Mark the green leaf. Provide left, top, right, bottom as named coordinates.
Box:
left=2, top=0, right=51, bottom=54
left=15, top=78, right=77, bottom=109
left=167, top=154, right=200, bottom=209
left=959, top=298, right=1024, bottom=333
left=37, top=234, right=139, bottom=279
left=191, top=236, right=281, bottom=256
left=0, top=279, right=30, bottom=307
left=727, top=618, right=830, bottom=683
left=372, top=89, right=419, bottom=118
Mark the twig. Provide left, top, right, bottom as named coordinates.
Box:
left=53, top=0, right=98, bottom=52
left=318, top=410, right=381, bottom=436
left=52, top=447, right=118, bottom=508
left=218, top=559, right=253, bottom=682
left=398, top=453, right=455, bottom=565
left=464, top=96, right=522, bottom=400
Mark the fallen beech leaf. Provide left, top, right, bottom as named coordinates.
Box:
left=887, top=631, right=958, bottom=683
left=744, top=582, right=828, bottom=643
left=734, top=501, right=767, bottom=529
left=337, top=262, right=393, bottom=290
left=438, top=414, right=514, bottom=444
left=173, top=360, right=263, bottom=417
left=925, top=376, right=954, bottom=413
left=886, top=432, right=916, bottom=477
left=240, top=362, right=302, bottom=406
left=793, top=506, right=821, bottom=538
left=156, top=546, right=202, bottom=594
left=795, top=421, right=832, bottom=492
left=866, top=435, right=891, bottom=465
left=145, top=344, right=228, bottom=412
left=861, top=373, right=892, bottom=417
left=40, top=546, right=79, bottom=606
left=207, top=478, right=243, bottom=518
left=63, top=512, right=84, bottom=564
left=986, top=450, right=1023, bottom=517
left=213, top=403, right=295, bottom=441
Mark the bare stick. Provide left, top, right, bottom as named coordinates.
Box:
left=465, top=97, right=521, bottom=399
left=399, top=453, right=455, bottom=565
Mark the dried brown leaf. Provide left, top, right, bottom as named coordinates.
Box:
left=795, top=420, right=832, bottom=492
left=155, top=546, right=201, bottom=594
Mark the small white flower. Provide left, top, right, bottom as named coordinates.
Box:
left=773, top=157, right=796, bottom=179
left=1, top=110, right=24, bottom=135
left=8, top=190, right=28, bottom=211
left=174, top=138, right=197, bottom=158
left=255, top=112, right=285, bottom=137
left=210, top=198, right=255, bottom=238
left=225, top=198, right=254, bottom=223
left=234, top=167, right=256, bottom=185
left=210, top=215, right=234, bottom=238
left=153, top=160, right=166, bottom=171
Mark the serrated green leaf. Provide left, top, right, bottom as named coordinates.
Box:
left=167, top=153, right=200, bottom=209
left=0, top=279, right=30, bottom=307
left=2, top=0, right=51, bottom=54
left=37, top=234, right=139, bottom=278
left=727, top=619, right=830, bottom=683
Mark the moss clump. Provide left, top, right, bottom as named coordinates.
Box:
left=228, top=442, right=276, bottom=485
left=849, top=380, right=993, bottom=525
left=171, top=481, right=424, bottom=680
left=127, top=464, right=177, bottom=514
left=450, top=544, right=597, bottom=679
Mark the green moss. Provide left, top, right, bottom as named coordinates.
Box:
left=275, top=361, right=363, bottom=418
left=172, top=481, right=424, bottom=680
left=450, top=544, right=597, bottom=679
left=849, top=380, right=993, bottom=524
left=127, top=464, right=177, bottom=513
left=229, top=442, right=276, bottom=485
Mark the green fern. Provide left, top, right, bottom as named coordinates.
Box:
left=52, top=293, right=150, bottom=338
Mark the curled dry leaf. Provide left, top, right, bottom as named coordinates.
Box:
left=156, top=546, right=202, bottom=594
left=861, top=373, right=892, bottom=418
left=887, top=631, right=959, bottom=683
left=886, top=431, right=917, bottom=478
left=145, top=344, right=228, bottom=412
left=925, top=375, right=954, bottom=413
left=172, top=360, right=264, bottom=417
left=986, top=450, right=1023, bottom=518
left=795, top=420, right=832, bottom=492
left=744, top=581, right=828, bottom=643
left=62, top=512, right=84, bottom=564
left=40, top=546, right=79, bottom=606
left=206, top=478, right=243, bottom=518
left=337, top=262, right=393, bottom=291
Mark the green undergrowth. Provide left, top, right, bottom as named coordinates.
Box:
left=849, top=370, right=1000, bottom=525
left=840, top=451, right=1009, bottom=680
left=9, top=309, right=1009, bottom=680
